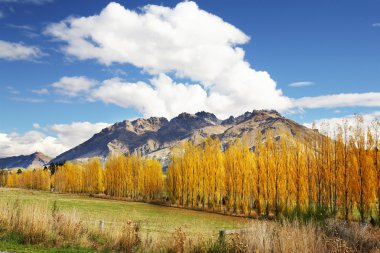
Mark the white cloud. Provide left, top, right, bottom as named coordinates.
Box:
left=52, top=76, right=97, bottom=97
left=30, top=88, right=49, bottom=95
left=42, top=1, right=380, bottom=118
left=6, top=86, right=19, bottom=95
left=7, top=24, right=39, bottom=38
left=293, top=92, right=380, bottom=109
left=102, top=68, right=127, bottom=77
left=45, top=1, right=291, bottom=117
left=91, top=73, right=291, bottom=119
left=0, top=40, right=42, bottom=60
left=289, top=81, right=314, bottom=87
left=304, top=111, right=380, bottom=137
left=12, top=97, right=45, bottom=103
left=7, top=24, right=33, bottom=30
left=0, top=122, right=110, bottom=158
left=372, top=23, right=380, bottom=27
left=91, top=74, right=210, bottom=118
left=47, top=122, right=110, bottom=148
left=0, top=131, right=65, bottom=158
left=0, top=0, right=53, bottom=4
left=32, top=123, right=40, bottom=129
left=61, top=73, right=380, bottom=119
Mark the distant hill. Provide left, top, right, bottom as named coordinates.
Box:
left=0, top=152, right=52, bottom=169
left=50, top=110, right=318, bottom=166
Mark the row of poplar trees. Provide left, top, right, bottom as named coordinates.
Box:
left=1, top=115, right=379, bottom=222
left=166, top=116, right=380, bottom=222
left=1, top=154, right=164, bottom=201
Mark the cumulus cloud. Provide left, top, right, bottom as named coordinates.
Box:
left=293, top=92, right=380, bottom=109
left=289, top=81, right=314, bottom=87
left=0, top=122, right=110, bottom=158
left=0, top=40, right=42, bottom=60
left=0, top=131, right=65, bottom=158
left=52, top=76, right=97, bottom=97
left=42, top=1, right=380, bottom=118
left=47, top=122, right=110, bottom=147
left=90, top=73, right=292, bottom=119
left=45, top=1, right=291, bottom=118
left=304, top=111, right=380, bottom=136
left=91, top=74, right=210, bottom=118
left=58, top=73, right=380, bottom=119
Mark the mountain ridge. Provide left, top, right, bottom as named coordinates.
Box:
left=50, top=109, right=317, bottom=166
left=0, top=152, right=52, bottom=169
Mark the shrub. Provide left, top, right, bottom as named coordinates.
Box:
left=325, top=220, right=380, bottom=253
left=106, top=220, right=141, bottom=252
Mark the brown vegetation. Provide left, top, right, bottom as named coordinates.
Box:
left=0, top=199, right=379, bottom=252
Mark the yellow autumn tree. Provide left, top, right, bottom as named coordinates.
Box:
left=82, top=157, right=104, bottom=194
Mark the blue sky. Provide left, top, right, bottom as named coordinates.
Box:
left=0, top=0, right=379, bottom=157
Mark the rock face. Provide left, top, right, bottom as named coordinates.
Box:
left=50, top=110, right=317, bottom=166
left=0, top=152, right=52, bottom=169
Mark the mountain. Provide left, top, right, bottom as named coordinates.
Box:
left=0, top=152, right=52, bottom=169
left=50, top=110, right=318, bottom=166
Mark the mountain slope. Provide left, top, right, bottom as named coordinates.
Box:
left=50, top=110, right=318, bottom=165
left=0, top=152, right=52, bottom=169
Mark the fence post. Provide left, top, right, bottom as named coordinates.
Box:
left=99, top=220, right=104, bottom=231
left=218, top=230, right=225, bottom=242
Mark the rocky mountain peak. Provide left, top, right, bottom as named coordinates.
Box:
left=49, top=109, right=317, bottom=167
left=0, top=152, right=52, bottom=169
left=169, top=112, right=217, bottom=130
left=101, top=117, right=169, bottom=136
left=251, top=109, right=282, bottom=118
left=173, top=112, right=196, bottom=120
left=221, top=111, right=252, bottom=125
left=221, top=116, right=235, bottom=125
left=130, top=117, right=169, bottom=134
left=195, top=111, right=220, bottom=124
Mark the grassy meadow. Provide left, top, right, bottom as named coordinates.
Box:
left=0, top=188, right=380, bottom=252
left=0, top=188, right=249, bottom=238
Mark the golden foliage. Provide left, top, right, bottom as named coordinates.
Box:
left=2, top=116, right=380, bottom=221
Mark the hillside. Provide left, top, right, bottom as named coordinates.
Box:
left=50, top=110, right=318, bottom=165
left=0, top=152, right=52, bottom=169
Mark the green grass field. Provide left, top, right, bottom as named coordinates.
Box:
left=0, top=188, right=250, bottom=239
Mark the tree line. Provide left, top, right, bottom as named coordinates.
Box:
left=166, top=115, right=380, bottom=222
left=1, top=154, right=164, bottom=202
left=1, top=115, right=379, bottom=222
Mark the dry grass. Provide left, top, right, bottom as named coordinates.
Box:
left=170, top=227, right=187, bottom=253
left=215, top=220, right=380, bottom=253
left=104, top=220, right=141, bottom=252
left=224, top=221, right=327, bottom=253
left=0, top=200, right=90, bottom=247
left=0, top=198, right=379, bottom=253
left=0, top=200, right=51, bottom=244
left=326, top=220, right=380, bottom=253
left=0, top=188, right=249, bottom=238
left=0, top=199, right=147, bottom=251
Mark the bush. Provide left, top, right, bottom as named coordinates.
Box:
left=325, top=220, right=380, bottom=253
left=106, top=220, right=141, bottom=252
